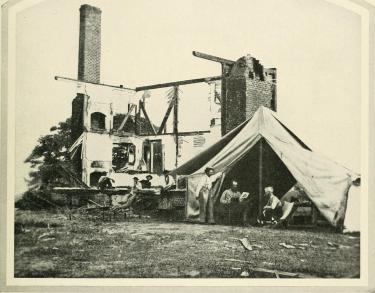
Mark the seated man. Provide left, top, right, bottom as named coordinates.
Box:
left=119, top=177, right=142, bottom=209
left=140, top=175, right=153, bottom=189
left=259, top=186, right=283, bottom=224
left=98, top=169, right=115, bottom=191
left=220, top=180, right=250, bottom=226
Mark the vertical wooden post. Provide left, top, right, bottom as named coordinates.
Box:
left=173, top=86, right=179, bottom=168
left=258, top=139, right=263, bottom=219
left=67, top=194, right=73, bottom=221
left=221, top=64, right=228, bottom=136
left=311, top=204, right=318, bottom=226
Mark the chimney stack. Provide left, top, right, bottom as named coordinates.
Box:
left=78, top=4, right=102, bottom=83
left=222, top=55, right=277, bottom=135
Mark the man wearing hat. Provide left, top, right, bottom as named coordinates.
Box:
left=140, top=175, right=153, bottom=189
left=195, top=167, right=222, bottom=224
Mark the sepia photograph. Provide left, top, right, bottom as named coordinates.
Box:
left=1, top=0, right=374, bottom=290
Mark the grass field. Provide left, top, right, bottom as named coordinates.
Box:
left=14, top=209, right=360, bottom=278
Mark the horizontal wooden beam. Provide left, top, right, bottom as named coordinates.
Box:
left=140, top=130, right=210, bottom=137
left=192, top=51, right=235, bottom=65
left=54, top=76, right=135, bottom=91
left=135, top=76, right=221, bottom=92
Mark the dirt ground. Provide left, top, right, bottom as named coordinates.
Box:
left=14, top=209, right=360, bottom=278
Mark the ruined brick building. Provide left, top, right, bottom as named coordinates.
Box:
left=69, top=4, right=277, bottom=187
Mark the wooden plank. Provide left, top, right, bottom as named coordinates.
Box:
left=58, top=165, right=90, bottom=189
left=141, top=130, right=210, bottom=137
left=157, top=97, right=175, bottom=134
left=88, top=199, right=104, bottom=208
left=192, top=51, right=235, bottom=65
left=135, top=76, right=221, bottom=92
left=220, top=63, right=232, bottom=135
left=54, top=76, right=135, bottom=91
left=173, top=86, right=179, bottom=167
left=251, top=268, right=299, bottom=278
left=140, top=101, right=157, bottom=135
left=117, top=104, right=136, bottom=131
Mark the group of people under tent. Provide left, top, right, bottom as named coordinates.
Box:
left=97, top=169, right=176, bottom=210
left=194, top=166, right=307, bottom=226
left=97, top=166, right=306, bottom=226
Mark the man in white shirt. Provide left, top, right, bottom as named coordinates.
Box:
left=260, top=186, right=283, bottom=223
left=121, top=177, right=142, bottom=209
left=195, top=167, right=222, bottom=224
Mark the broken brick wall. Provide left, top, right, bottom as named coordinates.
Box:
left=222, top=55, right=277, bottom=135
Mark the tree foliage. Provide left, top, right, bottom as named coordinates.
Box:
left=25, top=118, right=75, bottom=189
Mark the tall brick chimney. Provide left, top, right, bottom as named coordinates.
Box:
left=71, top=4, right=102, bottom=177
left=72, top=4, right=102, bottom=142
left=222, top=55, right=277, bottom=135
left=77, top=4, right=102, bottom=83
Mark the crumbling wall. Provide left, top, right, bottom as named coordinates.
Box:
left=222, top=55, right=277, bottom=135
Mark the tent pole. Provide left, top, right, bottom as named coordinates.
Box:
left=258, top=139, right=263, bottom=219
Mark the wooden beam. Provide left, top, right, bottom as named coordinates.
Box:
left=192, top=51, right=235, bottom=65
left=157, top=97, right=175, bottom=134
left=54, top=76, right=135, bottom=91
left=135, top=76, right=221, bottom=92
left=117, top=104, right=136, bottom=131
left=140, top=130, right=210, bottom=137
left=140, top=101, right=157, bottom=135
left=173, top=86, right=179, bottom=167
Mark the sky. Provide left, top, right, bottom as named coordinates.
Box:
left=15, top=0, right=361, bottom=196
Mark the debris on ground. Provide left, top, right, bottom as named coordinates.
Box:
left=40, top=237, right=55, bottom=242
left=185, top=270, right=200, bottom=277
left=38, top=232, right=54, bottom=239
left=239, top=238, right=253, bottom=251
left=240, top=271, right=250, bottom=277
left=327, top=241, right=339, bottom=248
left=278, top=242, right=296, bottom=249
left=339, top=245, right=351, bottom=249
left=251, top=267, right=299, bottom=278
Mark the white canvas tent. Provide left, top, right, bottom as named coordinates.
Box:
left=173, top=106, right=360, bottom=229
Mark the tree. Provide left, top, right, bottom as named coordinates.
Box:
left=24, top=118, right=74, bottom=190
